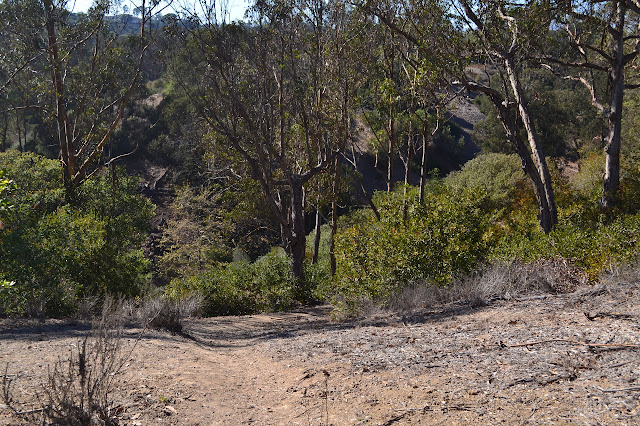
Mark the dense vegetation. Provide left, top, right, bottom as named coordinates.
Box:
left=2, top=0, right=640, bottom=318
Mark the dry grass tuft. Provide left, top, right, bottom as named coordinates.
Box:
left=389, top=260, right=587, bottom=312
left=136, top=294, right=203, bottom=333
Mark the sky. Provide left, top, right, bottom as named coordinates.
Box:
left=66, top=0, right=250, bottom=22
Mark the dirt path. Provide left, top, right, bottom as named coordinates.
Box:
left=2, top=282, right=640, bottom=425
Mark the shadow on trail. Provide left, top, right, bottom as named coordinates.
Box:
left=0, top=301, right=498, bottom=349
left=179, top=302, right=491, bottom=350
left=0, top=319, right=93, bottom=342
left=181, top=305, right=355, bottom=349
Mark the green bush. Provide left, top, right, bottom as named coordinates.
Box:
left=165, top=249, right=297, bottom=316
left=445, top=153, right=525, bottom=211
left=305, top=223, right=334, bottom=301
left=492, top=213, right=640, bottom=280
left=332, top=184, right=490, bottom=313
left=0, top=151, right=153, bottom=317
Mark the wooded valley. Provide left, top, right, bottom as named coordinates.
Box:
left=2, top=0, right=640, bottom=319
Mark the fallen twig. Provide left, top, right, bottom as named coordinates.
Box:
left=15, top=407, right=46, bottom=415
left=594, top=386, right=640, bottom=393
left=501, top=339, right=640, bottom=349
left=603, top=360, right=634, bottom=369
left=584, top=311, right=635, bottom=321
left=393, top=403, right=479, bottom=414
left=383, top=412, right=408, bottom=425
left=522, top=401, right=539, bottom=424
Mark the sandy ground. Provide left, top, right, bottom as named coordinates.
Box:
left=1, top=280, right=640, bottom=425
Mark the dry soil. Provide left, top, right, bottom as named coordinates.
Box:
left=1, top=280, right=640, bottom=425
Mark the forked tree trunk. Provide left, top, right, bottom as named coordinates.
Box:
left=469, top=76, right=557, bottom=233
left=44, top=0, right=75, bottom=190
left=504, top=57, right=557, bottom=231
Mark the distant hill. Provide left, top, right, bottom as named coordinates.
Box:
left=68, top=12, right=166, bottom=36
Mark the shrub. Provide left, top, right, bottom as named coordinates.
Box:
left=0, top=151, right=153, bottom=317
left=305, top=223, right=335, bottom=301
left=165, top=249, right=297, bottom=316
left=136, top=292, right=203, bottom=332
left=1, top=206, right=106, bottom=317
left=156, top=181, right=281, bottom=285
left=492, top=213, right=640, bottom=280
left=331, top=184, right=490, bottom=314
left=445, top=153, right=526, bottom=211
left=0, top=169, right=14, bottom=218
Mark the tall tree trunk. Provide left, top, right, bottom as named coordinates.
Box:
left=1, top=112, right=7, bottom=151
left=419, top=114, right=429, bottom=203
left=289, top=176, right=307, bottom=293
left=330, top=156, right=340, bottom=275
left=504, top=57, right=557, bottom=232
left=602, top=0, right=626, bottom=208
left=512, top=123, right=555, bottom=233
left=22, top=116, right=27, bottom=150
left=385, top=47, right=396, bottom=193
left=469, top=79, right=556, bottom=233
left=16, top=114, right=22, bottom=152
left=387, top=105, right=395, bottom=192
left=402, top=125, right=414, bottom=222
left=312, top=207, right=321, bottom=265
left=44, top=0, right=75, bottom=194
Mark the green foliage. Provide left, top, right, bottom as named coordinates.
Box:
left=157, top=185, right=234, bottom=284
left=165, top=249, right=297, bottom=316
left=332, top=184, right=490, bottom=313
left=0, top=151, right=153, bottom=317
left=445, top=153, right=525, bottom=210
left=492, top=153, right=640, bottom=280
left=472, top=72, right=603, bottom=158
left=0, top=169, right=15, bottom=220
left=0, top=0, right=150, bottom=184
left=157, top=181, right=280, bottom=284
left=522, top=68, right=604, bottom=158
left=144, top=92, right=209, bottom=183
left=427, top=121, right=468, bottom=173
left=305, top=223, right=335, bottom=301
left=491, top=214, right=640, bottom=281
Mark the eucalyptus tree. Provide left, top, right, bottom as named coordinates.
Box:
left=0, top=0, right=159, bottom=197
left=359, top=0, right=458, bottom=207
left=544, top=0, right=640, bottom=208
left=359, top=10, right=407, bottom=194
left=456, top=0, right=559, bottom=232
left=364, top=0, right=560, bottom=232
left=168, top=0, right=361, bottom=291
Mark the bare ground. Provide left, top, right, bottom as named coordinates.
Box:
left=1, top=280, right=640, bottom=425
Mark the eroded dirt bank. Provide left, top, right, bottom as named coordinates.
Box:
left=2, top=281, right=640, bottom=425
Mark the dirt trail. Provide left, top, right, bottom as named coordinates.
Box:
left=2, top=283, right=640, bottom=425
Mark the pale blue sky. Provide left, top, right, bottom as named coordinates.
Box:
left=66, top=0, right=250, bottom=22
